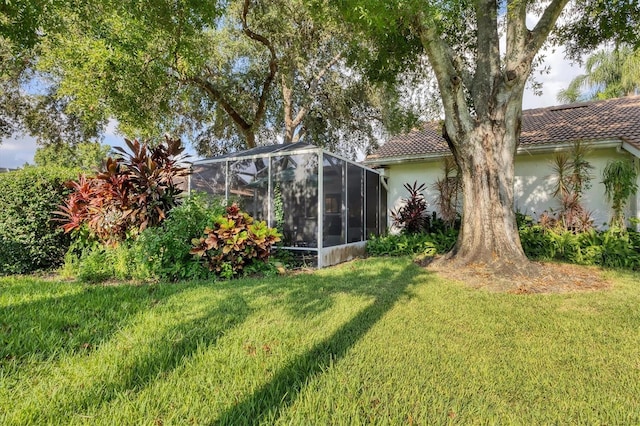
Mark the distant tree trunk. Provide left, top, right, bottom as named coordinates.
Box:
left=281, top=69, right=297, bottom=144
left=280, top=52, right=341, bottom=144
left=281, top=66, right=308, bottom=144
left=244, top=130, right=257, bottom=149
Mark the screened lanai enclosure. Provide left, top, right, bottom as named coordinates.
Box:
left=188, top=142, right=387, bottom=268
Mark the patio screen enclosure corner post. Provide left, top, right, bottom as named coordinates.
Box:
left=267, top=157, right=272, bottom=228
left=317, top=150, right=324, bottom=268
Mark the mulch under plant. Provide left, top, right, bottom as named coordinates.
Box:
left=420, top=257, right=611, bottom=294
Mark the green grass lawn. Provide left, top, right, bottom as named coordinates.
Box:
left=1, top=257, right=640, bottom=425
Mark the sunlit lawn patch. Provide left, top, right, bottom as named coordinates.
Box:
left=1, top=258, right=639, bottom=424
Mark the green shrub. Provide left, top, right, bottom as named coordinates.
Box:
left=366, top=229, right=458, bottom=257
left=597, top=230, right=640, bottom=269
left=61, top=242, right=136, bottom=283
left=0, top=166, right=79, bottom=274
left=519, top=225, right=640, bottom=270
left=132, top=193, right=226, bottom=281
left=190, top=203, right=281, bottom=279
left=59, top=193, right=225, bottom=282
left=371, top=218, right=640, bottom=271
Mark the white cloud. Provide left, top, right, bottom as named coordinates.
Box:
left=523, top=46, right=584, bottom=109
left=521, top=11, right=585, bottom=109
left=104, top=119, right=120, bottom=137
left=0, top=135, right=38, bottom=169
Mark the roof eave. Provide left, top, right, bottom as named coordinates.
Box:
left=516, top=139, right=622, bottom=155
left=365, top=138, right=626, bottom=167
left=364, top=152, right=448, bottom=167
left=621, top=141, right=640, bottom=159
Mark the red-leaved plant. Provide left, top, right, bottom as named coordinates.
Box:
left=56, top=135, right=188, bottom=245
left=190, top=203, right=281, bottom=278
left=390, top=181, right=429, bottom=234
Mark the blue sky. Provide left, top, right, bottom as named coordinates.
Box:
left=0, top=46, right=584, bottom=169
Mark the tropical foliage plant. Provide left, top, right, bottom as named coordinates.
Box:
left=34, top=141, right=111, bottom=171
left=390, top=181, right=429, bottom=234
left=133, top=193, right=226, bottom=281
left=546, top=141, right=594, bottom=232
left=557, top=45, right=640, bottom=103
left=61, top=193, right=227, bottom=282
left=57, top=136, right=188, bottom=245
left=190, top=203, right=281, bottom=279
left=366, top=228, right=458, bottom=257
left=602, top=159, right=639, bottom=229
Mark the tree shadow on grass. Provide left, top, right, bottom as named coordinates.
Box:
left=0, top=282, right=191, bottom=365
left=230, top=257, right=421, bottom=319
left=20, top=292, right=250, bottom=423
left=215, top=260, right=430, bottom=424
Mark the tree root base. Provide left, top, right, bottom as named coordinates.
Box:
left=418, top=255, right=611, bottom=293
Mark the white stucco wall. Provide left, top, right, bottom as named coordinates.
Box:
left=385, top=160, right=443, bottom=214
left=383, top=147, right=638, bottom=229
left=635, top=158, right=640, bottom=230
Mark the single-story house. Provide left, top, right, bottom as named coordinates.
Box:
left=365, top=96, right=640, bottom=229
left=188, top=142, right=387, bottom=268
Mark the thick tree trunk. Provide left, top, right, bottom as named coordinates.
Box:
left=413, top=0, right=570, bottom=275
left=444, top=121, right=528, bottom=269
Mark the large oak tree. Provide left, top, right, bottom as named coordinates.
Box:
left=337, top=0, right=639, bottom=271
left=35, top=0, right=398, bottom=157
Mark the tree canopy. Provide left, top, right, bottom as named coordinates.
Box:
left=557, top=45, right=640, bottom=103
left=1, top=1, right=101, bottom=145
left=26, top=0, right=410, bottom=157
left=34, top=141, right=111, bottom=171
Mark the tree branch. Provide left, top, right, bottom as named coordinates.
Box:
left=241, top=0, right=278, bottom=129
left=526, top=0, right=570, bottom=58
left=187, top=75, right=252, bottom=133
left=414, top=13, right=473, bottom=144
left=292, top=52, right=342, bottom=128
left=472, top=0, right=501, bottom=118
left=505, top=0, right=528, bottom=69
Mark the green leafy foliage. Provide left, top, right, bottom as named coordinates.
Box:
left=132, top=193, right=226, bottom=281
left=61, top=242, right=134, bottom=283
left=371, top=212, right=640, bottom=271
left=34, top=141, right=111, bottom=171
left=517, top=214, right=640, bottom=270
left=60, top=193, right=226, bottom=283
left=190, top=203, right=281, bottom=278
left=602, top=159, right=639, bottom=229
left=366, top=229, right=458, bottom=257
left=57, top=136, right=188, bottom=245
left=30, top=0, right=390, bottom=157
left=0, top=166, right=79, bottom=274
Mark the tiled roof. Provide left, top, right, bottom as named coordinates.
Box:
left=367, top=96, right=640, bottom=163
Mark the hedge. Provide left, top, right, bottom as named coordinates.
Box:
left=0, top=166, right=79, bottom=274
